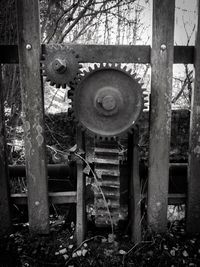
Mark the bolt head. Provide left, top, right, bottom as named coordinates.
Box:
left=160, top=44, right=166, bottom=51
left=35, top=201, right=40, bottom=206
left=52, top=59, right=66, bottom=73
left=102, top=95, right=116, bottom=111
left=26, top=44, right=32, bottom=50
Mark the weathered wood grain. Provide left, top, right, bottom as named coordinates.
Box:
left=147, top=0, right=175, bottom=232
left=128, top=130, right=141, bottom=243
left=186, top=1, right=200, bottom=233
left=16, top=0, right=49, bottom=234
left=0, top=65, right=11, bottom=236
left=76, top=128, right=86, bottom=245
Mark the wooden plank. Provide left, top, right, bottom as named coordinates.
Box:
left=76, top=127, right=86, bottom=245
left=168, top=194, right=186, bottom=205
left=16, top=0, right=49, bottom=234
left=186, top=1, right=200, bottom=233
left=147, top=0, right=175, bottom=232
left=11, top=192, right=186, bottom=206
left=9, top=164, right=73, bottom=178
left=128, top=130, right=141, bottom=243
left=0, top=65, right=12, bottom=236
left=11, top=192, right=77, bottom=205
left=0, top=44, right=194, bottom=64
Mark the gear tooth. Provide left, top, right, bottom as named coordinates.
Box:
left=77, top=70, right=82, bottom=75
left=94, top=64, right=98, bottom=69
left=100, top=63, right=104, bottom=68
left=135, top=78, right=141, bottom=82
left=50, top=81, right=55, bottom=86
left=143, top=92, right=149, bottom=97
left=56, top=83, right=60, bottom=88
left=78, top=63, right=83, bottom=69
left=62, top=84, right=67, bottom=89
left=80, top=126, right=86, bottom=133
left=140, top=82, right=144, bottom=87
left=127, top=69, right=132, bottom=74
left=109, top=63, right=114, bottom=68
left=88, top=66, right=93, bottom=72
left=122, top=65, right=127, bottom=71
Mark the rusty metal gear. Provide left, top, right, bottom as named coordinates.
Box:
left=70, top=63, right=147, bottom=139
left=42, top=44, right=82, bottom=88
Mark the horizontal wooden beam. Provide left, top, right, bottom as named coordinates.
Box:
left=0, top=45, right=194, bottom=64
left=11, top=192, right=185, bottom=206
left=11, top=191, right=77, bottom=205
left=9, top=164, right=74, bottom=178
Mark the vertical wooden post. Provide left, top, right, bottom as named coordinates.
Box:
left=76, top=127, right=86, bottom=245
left=0, top=66, right=11, bottom=236
left=128, top=129, right=141, bottom=243
left=147, top=0, right=175, bottom=232
left=186, top=1, right=200, bottom=233
left=16, top=0, right=49, bottom=234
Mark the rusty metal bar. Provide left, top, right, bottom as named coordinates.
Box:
left=0, top=44, right=194, bottom=64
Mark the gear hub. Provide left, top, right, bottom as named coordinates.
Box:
left=42, top=44, right=81, bottom=88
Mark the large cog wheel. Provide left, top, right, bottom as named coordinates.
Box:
left=42, top=44, right=82, bottom=88
left=70, top=63, right=148, bottom=139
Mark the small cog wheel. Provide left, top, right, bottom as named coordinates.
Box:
left=70, top=64, right=148, bottom=139
left=42, top=44, right=82, bottom=88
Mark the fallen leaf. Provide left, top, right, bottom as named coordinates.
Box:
left=170, top=250, right=175, bottom=256
left=59, top=248, right=67, bottom=254
left=82, top=249, right=88, bottom=256
left=119, top=249, right=126, bottom=255
left=182, top=250, right=189, bottom=257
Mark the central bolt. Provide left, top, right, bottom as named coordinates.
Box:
left=52, top=59, right=66, bottom=73
left=101, top=95, right=116, bottom=111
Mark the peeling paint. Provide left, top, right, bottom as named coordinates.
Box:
left=29, top=172, right=36, bottom=184
left=24, top=121, right=30, bottom=131
left=196, top=106, right=200, bottom=115
left=36, top=135, right=44, bottom=146
left=36, top=124, right=44, bottom=146
left=26, top=139, right=32, bottom=158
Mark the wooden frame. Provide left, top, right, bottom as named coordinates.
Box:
left=0, top=0, right=200, bottom=244
left=16, top=0, right=49, bottom=234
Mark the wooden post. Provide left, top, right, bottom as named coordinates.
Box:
left=186, top=1, right=200, bottom=233
left=128, top=129, right=141, bottom=243
left=76, top=127, right=86, bottom=245
left=147, top=0, right=175, bottom=232
left=0, top=65, right=12, bottom=236
left=16, top=0, right=49, bottom=234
